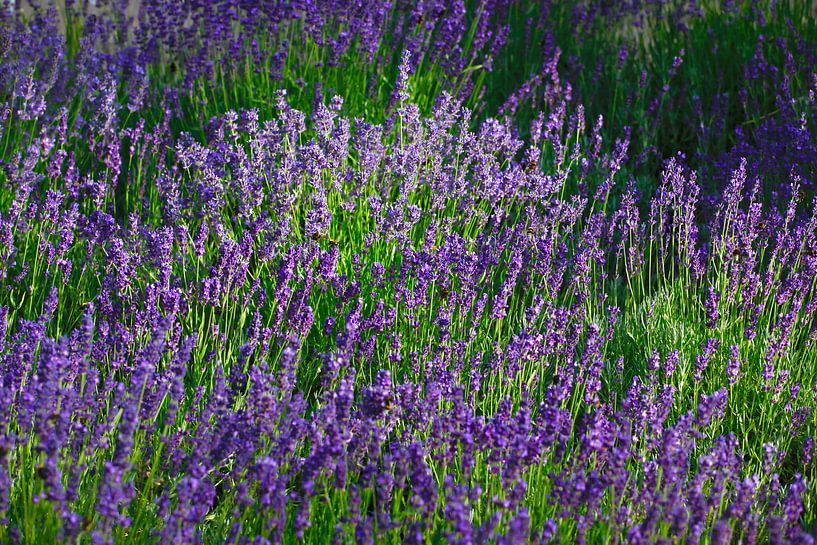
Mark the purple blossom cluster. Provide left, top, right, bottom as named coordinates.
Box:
left=0, top=1, right=816, bottom=544
left=0, top=0, right=513, bottom=123
left=1, top=78, right=816, bottom=541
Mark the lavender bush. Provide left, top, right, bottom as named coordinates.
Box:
left=0, top=1, right=816, bottom=544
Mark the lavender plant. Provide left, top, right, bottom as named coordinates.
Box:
left=0, top=1, right=816, bottom=544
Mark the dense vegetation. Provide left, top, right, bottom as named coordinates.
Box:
left=1, top=1, right=816, bottom=543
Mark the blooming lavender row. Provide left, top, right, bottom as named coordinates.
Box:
left=0, top=0, right=514, bottom=126
left=2, top=2, right=817, bottom=545
left=0, top=49, right=815, bottom=541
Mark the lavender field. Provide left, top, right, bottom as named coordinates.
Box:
left=1, top=1, right=816, bottom=544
